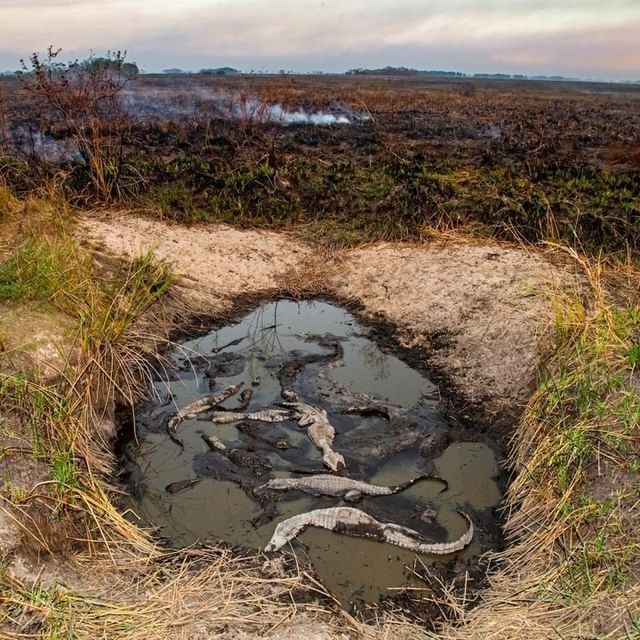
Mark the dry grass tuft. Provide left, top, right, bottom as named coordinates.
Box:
left=278, top=247, right=343, bottom=298
left=1, top=547, right=333, bottom=639
left=1, top=546, right=448, bottom=639
left=434, top=253, right=640, bottom=639
left=0, top=194, right=187, bottom=557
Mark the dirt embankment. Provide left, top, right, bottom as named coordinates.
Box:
left=0, top=212, right=577, bottom=640
left=78, top=213, right=570, bottom=431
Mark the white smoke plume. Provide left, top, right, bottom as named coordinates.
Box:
left=2, top=83, right=370, bottom=163
left=10, top=127, right=84, bottom=164
left=256, top=102, right=352, bottom=126
left=120, top=85, right=368, bottom=127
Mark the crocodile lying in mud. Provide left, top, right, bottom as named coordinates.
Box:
left=209, top=409, right=294, bottom=423
left=265, top=506, right=475, bottom=555
left=208, top=401, right=347, bottom=472
left=255, top=473, right=446, bottom=501
left=281, top=400, right=346, bottom=472
left=166, top=383, right=242, bottom=447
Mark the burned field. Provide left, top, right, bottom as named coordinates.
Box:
left=1, top=69, right=639, bottom=639
left=1, top=73, right=639, bottom=253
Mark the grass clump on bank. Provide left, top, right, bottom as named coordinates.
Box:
left=440, top=256, right=640, bottom=639
left=0, top=193, right=178, bottom=563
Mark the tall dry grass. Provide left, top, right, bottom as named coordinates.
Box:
left=433, top=250, right=640, bottom=639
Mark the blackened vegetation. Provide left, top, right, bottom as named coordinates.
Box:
left=1, top=73, right=639, bottom=255
left=7, top=48, right=137, bottom=200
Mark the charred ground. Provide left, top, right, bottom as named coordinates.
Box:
left=1, top=73, right=639, bottom=253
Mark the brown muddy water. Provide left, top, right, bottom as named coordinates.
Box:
left=120, top=299, right=503, bottom=611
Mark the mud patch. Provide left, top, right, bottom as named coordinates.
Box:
left=80, top=213, right=568, bottom=431
left=121, top=299, right=504, bottom=612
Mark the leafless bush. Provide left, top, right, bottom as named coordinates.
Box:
left=18, top=47, right=138, bottom=200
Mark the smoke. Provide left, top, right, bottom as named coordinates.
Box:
left=120, top=86, right=216, bottom=122
left=120, top=84, right=368, bottom=126
left=257, top=102, right=353, bottom=126
left=9, top=127, right=84, bottom=164
left=2, top=82, right=369, bottom=164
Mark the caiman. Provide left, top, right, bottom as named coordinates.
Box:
left=209, top=409, right=294, bottom=423
left=166, top=384, right=241, bottom=447
left=281, top=401, right=346, bottom=472
left=264, top=506, right=474, bottom=555
left=255, top=473, right=445, bottom=501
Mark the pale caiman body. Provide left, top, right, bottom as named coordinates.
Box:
left=209, top=409, right=294, bottom=423
left=167, top=384, right=241, bottom=447
left=281, top=401, right=346, bottom=472
left=264, top=506, right=474, bottom=555
left=255, top=473, right=443, bottom=501
left=210, top=401, right=347, bottom=471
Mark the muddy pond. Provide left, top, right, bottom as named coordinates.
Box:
left=120, top=299, right=503, bottom=611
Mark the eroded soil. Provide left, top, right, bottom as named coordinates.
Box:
left=78, top=213, right=570, bottom=427
left=0, top=215, right=573, bottom=638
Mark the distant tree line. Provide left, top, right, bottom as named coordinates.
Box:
left=347, top=66, right=465, bottom=77
left=15, top=50, right=139, bottom=79
left=82, top=57, right=139, bottom=78
left=5, top=59, right=639, bottom=83
left=160, top=67, right=239, bottom=75
left=344, top=66, right=598, bottom=82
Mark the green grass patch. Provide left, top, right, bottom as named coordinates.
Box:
left=75, top=251, right=174, bottom=355
left=536, top=299, right=640, bottom=492
left=143, top=151, right=640, bottom=251
left=0, top=238, right=90, bottom=306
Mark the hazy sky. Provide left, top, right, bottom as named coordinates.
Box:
left=1, top=0, right=638, bottom=79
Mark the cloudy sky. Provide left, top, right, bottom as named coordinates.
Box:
left=0, top=0, right=638, bottom=79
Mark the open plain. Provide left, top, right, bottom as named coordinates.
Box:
left=0, top=71, right=639, bottom=638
